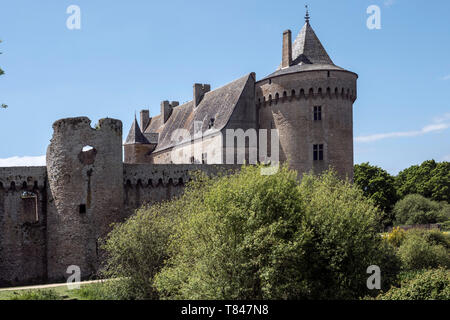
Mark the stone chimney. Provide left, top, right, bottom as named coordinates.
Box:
left=282, top=30, right=292, bottom=69
left=140, top=109, right=150, bottom=131
left=193, top=84, right=211, bottom=107
left=161, top=101, right=172, bottom=124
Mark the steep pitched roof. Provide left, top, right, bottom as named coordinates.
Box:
left=144, top=73, right=254, bottom=153
left=124, top=117, right=149, bottom=145
left=290, top=21, right=334, bottom=66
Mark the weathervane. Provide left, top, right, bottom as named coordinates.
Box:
left=305, top=4, right=310, bottom=24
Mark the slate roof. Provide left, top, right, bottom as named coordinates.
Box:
left=124, top=117, right=149, bottom=145
left=143, top=73, right=253, bottom=153
left=263, top=21, right=348, bottom=80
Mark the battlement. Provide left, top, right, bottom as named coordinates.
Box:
left=0, top=166, right=47, bottom=191
left=256, top=69, right=357, bottom=107
left=123, top=163, right=240, bottom=187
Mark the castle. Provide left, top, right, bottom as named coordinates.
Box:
left=0, top=13, right=357, bottom=286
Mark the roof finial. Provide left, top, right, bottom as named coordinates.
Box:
left=305, top=4, right=310, bottom=24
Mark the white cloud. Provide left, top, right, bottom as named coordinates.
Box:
left=443, top=154, right=450, bottom=161
left=0, top=155, right=46, bottom=167
left=442, top=75, right=450, bottom=81
left=384, top=0, right=396, bottom=7
left=356, top=114, right=450, bottom=143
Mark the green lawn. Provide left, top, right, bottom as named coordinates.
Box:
left=0, top=282, right=106, bottom=300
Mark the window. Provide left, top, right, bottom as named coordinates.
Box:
left=202, top=153, right=207, bottom=164
left=314, top=106, right=322, bottom=121
left=313, top=144, right=324, bottom=161
left=190, top=156, right=195, bottom=164
left=79, top=204, right=87, bottom=214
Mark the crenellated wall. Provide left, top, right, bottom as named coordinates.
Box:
left=123, top=164, right=240, bottom=215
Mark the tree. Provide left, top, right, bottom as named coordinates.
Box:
left=354, top=162, right=398, bottom=227
left=0, top=39, right=6, bottom=109
left=396, top=160, right=450, bottom=203
left=152, top=166, right=399, bottom=300
left=393, top=194, right=450, bottom=226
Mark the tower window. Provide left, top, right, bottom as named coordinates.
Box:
left=313, top=144, right=324, bottom=161
left=190, top=156, right=195, bottom=164
left=202, top=153, right=207, bottom=164
left=79, top=204, right=87, bottom=214
left=314, top=106, right=322, bottom=121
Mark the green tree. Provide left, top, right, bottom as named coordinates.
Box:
left=152, top=166, right=399, bottom=300
left=393, top=194, right=450, bottom=226
left=354, top=162, right=398, bottom=227
left=0, top=39, right=6, bottom=109
left=396, top=160, right=450, bottom=203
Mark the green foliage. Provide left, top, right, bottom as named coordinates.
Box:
left=354, top=162, right=398, bottom=227
left=100, top=198, right=182, bottom=300
left=393, top=194, right=449, bottom=226
left=152, top=166, right=399, bottom=300
left=377, top=268, right=450, bottom=300
left=397, top=230, right=450, bottom=271
left=10, top=289, right=60, bottom=300
left=396, top=160, right=450, bottom=203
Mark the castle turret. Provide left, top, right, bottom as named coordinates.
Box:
left=46, top=117, right=124, bottom=282
left=256, top=9, right=358, bottom=179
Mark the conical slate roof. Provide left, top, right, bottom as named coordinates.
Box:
left=124, top=117, right=149, bottom=145
left=290, top=21, right=334, bottom=66
left=263, top=18, right=348, bottom=80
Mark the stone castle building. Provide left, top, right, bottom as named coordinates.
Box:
left=0, top=14, right=357, bottom=286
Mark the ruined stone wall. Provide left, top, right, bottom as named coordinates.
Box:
left=46, top=117, right=124, bottom=282
left=0, top=167, right=47, bottom=287
left=256, top=70, right=357, bottom=180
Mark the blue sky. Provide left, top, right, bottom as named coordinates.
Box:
left=0, top=0, right=449, bottom=174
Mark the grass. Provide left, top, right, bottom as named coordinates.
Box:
left=0, top=282, right=108, bottom=300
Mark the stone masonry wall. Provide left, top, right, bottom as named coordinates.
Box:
left=0, top=167, right=47, bottom=287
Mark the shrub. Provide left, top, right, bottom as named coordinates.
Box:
left=393, top=194, right=449, bottom=226
left=100, top=198, right=183, bottom=299
left=397, top=230, right=450, bottom=271
left=153, top=166, right=400, bottom=300
left=377, top=268, right=450, bottom=300
left=386, top=227, right=406, bottom=247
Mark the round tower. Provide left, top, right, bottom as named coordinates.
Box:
left=46, top=117, right=124, bottom=282
left=256, top=12, right=357, bottom=179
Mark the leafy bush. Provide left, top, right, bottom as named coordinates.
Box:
left=100, top=199, right=182, bottom=299
left=377, top=268, right=450, bottom=300
left=10, top=289, right=59, bottom=300
left=397, top=230, right=450, bottom=271
left=393, top=194, right=449, bottom=226
left=153, top=166, right=400, bottom=300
